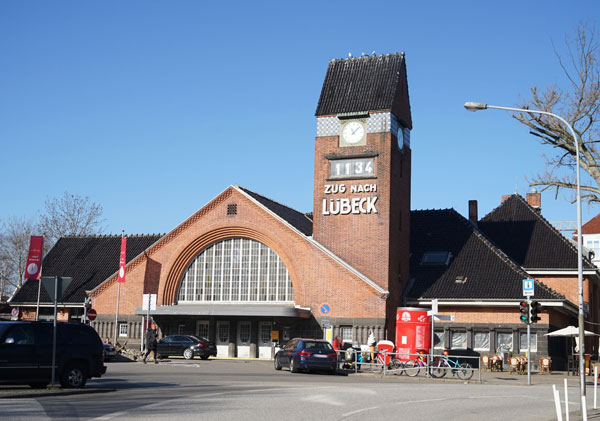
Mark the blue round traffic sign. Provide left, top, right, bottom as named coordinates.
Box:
left=11, top=308, right=19, bottom=317
left=320, top=303, right=331, bottom=315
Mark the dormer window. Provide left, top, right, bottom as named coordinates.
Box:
left=421, top=251, right=452, bottom=266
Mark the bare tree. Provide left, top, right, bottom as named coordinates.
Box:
left=515, top=22, right=600, bottom=204
left=0, top=192, right=105, bottom=299
left=0, top=216, right=38, bottom=297
left=38, top=192, right=106, bottom=246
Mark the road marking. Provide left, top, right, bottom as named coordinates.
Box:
left=342, top=406, right=380, bottom=417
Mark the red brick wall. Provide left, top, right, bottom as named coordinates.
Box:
left=311, top=123, right=411, bottom=340
left=91, top=187, right=387, bottom=320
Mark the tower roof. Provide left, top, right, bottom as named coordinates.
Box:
left=315, top=53, right=412, bottom=129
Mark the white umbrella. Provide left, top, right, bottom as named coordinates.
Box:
left=544, top=326, right=598, bottom=337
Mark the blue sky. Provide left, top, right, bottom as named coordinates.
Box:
left=1, top=1, right=599, bottom=235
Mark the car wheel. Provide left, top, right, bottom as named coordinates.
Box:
left=200, top=355, right=210, bottom=360
left=60, top=363, right=88, bottom=388
left=183, top=348, right=194, bottom=360
left=290, top=357, right=299, bottom=373
left=274, top=356, right=282, bottom=370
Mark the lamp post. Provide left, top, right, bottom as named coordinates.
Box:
left=464, top=101, right=586, bottom=407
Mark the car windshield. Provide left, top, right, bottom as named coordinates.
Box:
left=303, top=341, right=333, bottom=351
left=189, top=336, right=207, bottom=342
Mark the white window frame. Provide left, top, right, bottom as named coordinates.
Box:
left=473, top=331, right=490, bottom=352
left=434, top=330, right=445, bottom=349
left=341, top=326, right=353, bottom=344
left=519, top=332, right=538, bottom=352
left=450, top=331, right=467, bottom=350
left=119, top=323, right=128, bottom=337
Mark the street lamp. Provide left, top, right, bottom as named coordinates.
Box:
left=464, top=101, right=586, bottom=408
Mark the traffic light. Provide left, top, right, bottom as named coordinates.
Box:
left=519, top=301, right=529, bottom=323
left=530, top=301, right=541, bottom=323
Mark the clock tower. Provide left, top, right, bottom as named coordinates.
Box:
left=313, top=53, right=412, bottom=337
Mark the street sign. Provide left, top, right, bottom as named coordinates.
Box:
left=321, top=316, right=331, bottom=328
left=433, top=315, right=454, bottom=321
left=11, top=308, right=19, bottom=319
left=523, top=279, right=534, bottom=297
left=427, top=299, right=439, bottom=316
left=320, top=303, right=331, bottom=315
left=87, top=309, right=97, bottom=321
left=142, top=294, right=157, bottom=311
left=40, top=276, right=73, bottom=302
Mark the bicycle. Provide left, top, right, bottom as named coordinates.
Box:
left=430, top=350, right=474, bottom=380
left=402, top=350, right=430, bottom=377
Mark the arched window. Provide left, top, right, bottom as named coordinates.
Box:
left=177, top=238, right=294, bottom=303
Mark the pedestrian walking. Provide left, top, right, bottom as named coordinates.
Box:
left=143, top=325, right=158, bottom=364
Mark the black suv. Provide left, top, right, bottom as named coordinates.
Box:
left=0, top=321, right=107, bottom=388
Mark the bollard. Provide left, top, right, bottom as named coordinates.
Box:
left=553, top=385, right=563, bottom=421
left=564, top=378, right=569, bottom=421
left=595, top=366, right=598, bottom=410
left=582, top=395, right=587, bottom=421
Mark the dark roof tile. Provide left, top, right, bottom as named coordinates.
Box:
left=315, top=53, right=412, bottom=129
left=408, top=209, right=562, bottom=300
left=11, top=235, right=162, bottom=304
left=478, top=194, right=594, bottom=269
left=238, top=186, right=313, bottom=237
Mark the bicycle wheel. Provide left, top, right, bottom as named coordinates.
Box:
left=403, top=359, right=421, bottom=377
left=429, top=359, right=447, bottom=378
left=390, top=358, right=404, bottom=375
left=456, top=362, right=473, bottom=380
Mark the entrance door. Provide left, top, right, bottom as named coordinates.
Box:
left=237, top=321, right=251, bottom=358
left=258, top=322, right=272, bottom=359
left=196, top=320, right=209, bottom=339
left=216, top=321, right=230, bottom=358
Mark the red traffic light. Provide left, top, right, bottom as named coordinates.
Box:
left=519, top=301, right=529, bottom=323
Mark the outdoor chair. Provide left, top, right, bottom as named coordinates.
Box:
left=540, top=357, right=551, bottom=374
left=509, top=357, right=520, bottom=374
left=481, top=355, right=490, bottom=372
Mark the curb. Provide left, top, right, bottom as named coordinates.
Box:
left=0, top=388, right=116, bottom=399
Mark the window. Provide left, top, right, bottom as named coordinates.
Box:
left=178, top=324, right=185, bottom=334
left=239, top=323, right=250, bottom=343
left=218, top=323, right=229, bottom=343
left=177, top=238, right=294, bottom=303
left=421, top=252, right=452, bottom=266
left=434, top=330, right=444, bottom=349
left=4, top=324, right=34, bottom=344
left=119, top=323, right=128, bottom=337
left=473, top=332, right=490, bottom=351
left=496, top=332, right=513, bottom=354
left=197, top=321, right=209, bottom=339
left=519, top=332, right=537, bottom=352
left=260, top=324, right=272, bottom=344
left=450, top=331, right=467, bottom=349
left=227, top=204, right=237, bottom=216
left=341, top=326, right=353, bottom=344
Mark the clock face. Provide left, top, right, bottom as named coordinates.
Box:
left=341, top=121, right=365, bottom=144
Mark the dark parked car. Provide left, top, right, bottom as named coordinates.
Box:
left=0, top=321, right=107, bottom=388
left=274, top=338, right=337, bottom=374
left=103, top=343, right=117, bottom=361
left=156, top=335, right=217, bottom=360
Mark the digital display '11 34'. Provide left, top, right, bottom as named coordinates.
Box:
left=329, top=158, right=374, bottom=179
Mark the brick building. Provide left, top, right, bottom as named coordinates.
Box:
left=9, top=53, right=600, bottom=365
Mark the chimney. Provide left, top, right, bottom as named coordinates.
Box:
left=468, top=200, right=478, bottom=226
left=501, top=194, right=511, bottom=204
left=526, top=188, right=541, bottom=212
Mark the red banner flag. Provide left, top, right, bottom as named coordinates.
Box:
left=118, top=237, right=127, bottom=283
left=24, top=236, right=44, bottom=280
